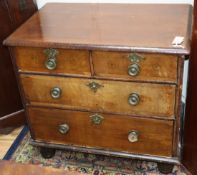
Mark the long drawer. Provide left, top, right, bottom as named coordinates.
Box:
left=27, top=107, right=173, bottom=157
left=92, top=51, right=178, bottom=83
left=14, top=47, right=91, bottom=76
left=21, top=75, right=176, bottom=118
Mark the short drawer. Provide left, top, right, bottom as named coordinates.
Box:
left=21, top=75, right=176, bottom=118
left=14, top=47, right=91, bottom=76
left=28, top=107, right=173, bottom=157
left=92, top=51, right=178, bottom=83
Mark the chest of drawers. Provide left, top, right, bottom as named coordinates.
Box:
left=4, top=3, right=192, bottom=173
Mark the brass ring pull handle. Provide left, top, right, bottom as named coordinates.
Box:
left=44, top=48, right=59, bottom=70
left=45, top=58, right=57, bottom=70
left=58, top=124, right=69, bottom=134
left=128, top=93, right=140, bottom=106
left=128, top=130, right=139, bottom=143
left=87, top=81, right=104, bottom=93
left=90, top=114, right=104, bottom=125
left=128, top=64, right=140, bottom=76
left=50, top=87, right=61, bottom=99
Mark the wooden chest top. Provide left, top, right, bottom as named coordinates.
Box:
left=4, top=3, right=192, bottom=54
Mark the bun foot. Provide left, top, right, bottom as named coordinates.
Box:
left=157, top=163, right=174, bottom=174
left=40, top=147, right=56, bottom=159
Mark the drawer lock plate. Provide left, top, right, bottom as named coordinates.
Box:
left=87, top=81, right=104, bottom=93
left=90, top=114, right=104, bottom=125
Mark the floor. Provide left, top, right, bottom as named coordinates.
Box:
left=0, top=127, right=23, bottom=159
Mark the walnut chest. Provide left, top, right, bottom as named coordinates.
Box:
left=4, top=3, right=192, bottom=171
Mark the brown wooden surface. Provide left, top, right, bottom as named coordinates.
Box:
left=0, top=48, right=22, bottom=117
left=28, top=106, right=173, bottom=157
left=0, top=160, right=83, bottom=175
left=172, top=57, right=185, bottom=158
left=182, top=0, right=197, bottom=174
left=0, top=0, right=22, bottom=117
left=4, top=3, right=191, bottom=54
left=0, top=110, right=25, bottom=134
left=14, top=47, right=179, bottom=83
left=92, top=51, right=178, bottom=83
left=14, top=47, right=91, bottom=76
left=0, top=0, right=37, bottom=128
left=21, top=75, right=176, bottom=119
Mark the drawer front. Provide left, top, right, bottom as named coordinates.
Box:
left=28, top=107, right=173, bottom=157
left=14, top=47, right=91, bottom=76
left=92, top=51, right=178, bottom=83
left=21, top=75, right=176, bottom=118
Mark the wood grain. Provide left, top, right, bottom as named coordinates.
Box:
left=14, top=47, right=91, bottom=76
left=0, top=160, right=83, bottom=175
left=20, top=75, right=176, bottom=119
left=172, top=57, right=185, bottom=158
left=4, top=3, right=191, bottom=54
left=92, top=51, right=178, bottom=83
left=27, top=107, right=173, bottom=157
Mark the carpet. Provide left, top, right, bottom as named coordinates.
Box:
left=5, top=128, right=187, bottom=175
